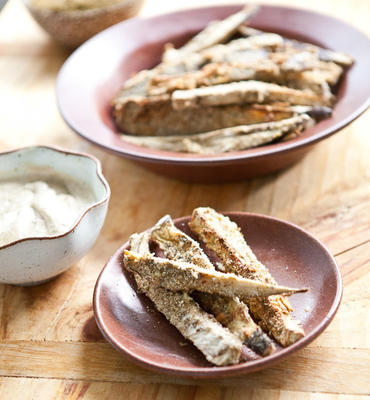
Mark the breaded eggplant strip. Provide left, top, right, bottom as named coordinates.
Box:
left=162, top=5, right=258, bottom=63
left=237, top=26, right=354, bottom=67
left=134, top=276, right=243, bottom=366
left=121, top=114, right=313, bottom=153
left=124, top=250, right=308, bottom=299
left=147, top=114, right=312, bottom=141
left=122, top=128, right=284, bottom=153
left=317, top=48, right=353, bottom=67
left=204, top=34, right=284, bottom=61
left=147, top=61, right=280, bottom=96
left=284, top=39, right=354, bottom=67
left=183, top=129, right=286, bottom=154
left=151, top=216, right=274, bottom=356
left=114, top=101, right=296, bottom=136
left=148, top=59, right=338, bottom=96
left=178, top=113, right=312, bottom=153
left=172, top=81, right=334, bottom=110
left=189, top=207, right=305, bottom=346
left=128, top=232, right=243, bottom=366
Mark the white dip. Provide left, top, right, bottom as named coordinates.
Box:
left=0, top=176, right=94, bottom=247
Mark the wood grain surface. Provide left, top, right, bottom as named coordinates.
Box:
left=0, top=0, right=369, bottom=398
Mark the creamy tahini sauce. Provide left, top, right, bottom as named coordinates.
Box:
left=0, top=176, right=94, bottom=247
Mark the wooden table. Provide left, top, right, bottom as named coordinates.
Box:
left=0, top=0, right=369, bottom=398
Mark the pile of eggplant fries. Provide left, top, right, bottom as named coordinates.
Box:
left=124, top=207, right=308, bottom=366
left=114, top=6, right=353, bottom=154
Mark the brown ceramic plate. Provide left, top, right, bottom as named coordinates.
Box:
left=93, top=212, right=342, bottom=378
left=57, top=4, right=370, bottom=183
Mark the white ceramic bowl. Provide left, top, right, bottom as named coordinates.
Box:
left=0, top=146, right=110, bottom=285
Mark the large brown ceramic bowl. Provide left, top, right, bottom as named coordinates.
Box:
left=57, top=5, right=370, bottom=182
left=93, top=212, right=342, bottom=378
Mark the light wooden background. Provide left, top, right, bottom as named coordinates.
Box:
left=0, top=0, right=369, bottom=398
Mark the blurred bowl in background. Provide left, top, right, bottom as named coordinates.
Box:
left=23, top=0, right=144, bottom=48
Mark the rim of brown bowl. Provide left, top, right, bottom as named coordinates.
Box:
left=0, top=145, right=110, bottom=250
left=93, top=212, right=343, bottom=378
left=56, top=4, right=370, bottom=167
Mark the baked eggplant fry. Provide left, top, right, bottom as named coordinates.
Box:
left=317, top=48, right=353, bottom=67
left=151, top=216, right=274, bottom=355
left=147, top=61, right=280, bottom=96
left=204, top=34, right=285, bottom=62
left=121, top=114, right=313, bottom=153
left=183, top=128, right=288, bottom=154
left=172, top=81, right=334, bottom=110
left=134, top=276, right=243, bottom=366
left=284, top=39, right=354, bottom=67
left=115, top=101, right=297, bottom=137
left=128, top=232, right=243, bottom=366
left=238, top=27, right=354, bottom=67
left=148, top=59, right=339, bottom=97
left=121, top=128, right=283, bottom=153
left=189, top=207, right=305, bottom=346
left=162, top=5, right=258, bottom=63
left=153, top=114, right=312, bottom=141
left=124, top=250, right=308, bottom=299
